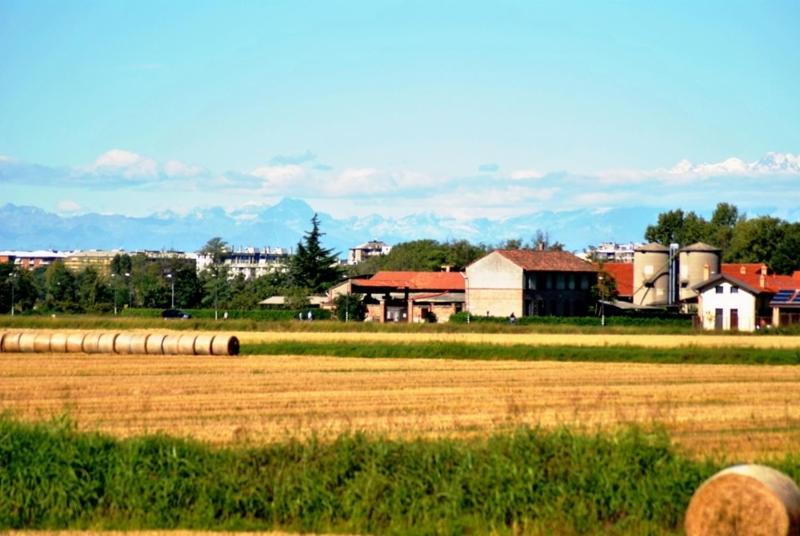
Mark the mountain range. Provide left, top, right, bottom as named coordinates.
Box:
left=1, top=199, right=667, bottom=255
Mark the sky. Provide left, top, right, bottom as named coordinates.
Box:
left=1, top=0, right=799, bottom=222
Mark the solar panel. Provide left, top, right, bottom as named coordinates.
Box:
left=773, top=290, right=794, bottom=303
left=792, top=291, right=800, bottom=304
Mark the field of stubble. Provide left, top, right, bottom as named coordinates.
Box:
left=2, top=345, right=800, bottom=459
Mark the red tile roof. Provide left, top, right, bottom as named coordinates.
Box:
left=599, top=262, right=633, bottom=297
left=496, top=250, right=596, bottom=272
left=720, top=263, right=800, bottom=293
left=352, top=271, right=465, bottom=291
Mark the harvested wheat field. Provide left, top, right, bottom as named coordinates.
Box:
left=2, top=352, right=800, bottom=459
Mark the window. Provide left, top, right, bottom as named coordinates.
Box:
left=556, top=274, right=565, bottom=290
left=715, top=286, right=724, bottom=294
left=731, top=286, right=738, bottom=294
left=568, top=274, right=576, bottom=290
left=580, top=274, right=589, bottom=290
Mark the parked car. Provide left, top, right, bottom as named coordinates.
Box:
left=161, top=309, right=192, bottom=319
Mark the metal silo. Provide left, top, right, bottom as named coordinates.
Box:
left=678, top=242, right=721, bottom=301
left=633, top=243, right=671, bottom=306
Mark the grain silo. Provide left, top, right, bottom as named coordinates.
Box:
left=678, top=242, right=721, bottom=301
left=633, top=243, right=671, bottom=306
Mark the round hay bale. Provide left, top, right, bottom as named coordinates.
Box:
left=98, top=333, right=117, bottom=353
left=114, top=333, right=133, bottom=354
left=66, top=333, right=86, bottom=353
left=129, top=334, right=148, bottom=354
left=19, top=333, right=38, bottom=352
left=145, top=334, right=166, bottom=355
left=82, top=333, right=102, bottom=353
left=2, top=332, right=21, bottom=352
left=161, top=334, right=181, bottom=355
left=177, top=334, right=197, bottom=355
left=33, top=333, right=52, bottom=352
left=193, top=334, right=215, bottom=355
left=0, top=333, right=5, bottom=352
left=50, top=333, right=68, bottom=353
left=685, top=464, right=800, bottom=536
left=211, top=335, right=240, bottom=356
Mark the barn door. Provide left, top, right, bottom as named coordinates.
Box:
left=714, top=308, right=724, bottom=330
left=730, top=308, right=739, bottom=330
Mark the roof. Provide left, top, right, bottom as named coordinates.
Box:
left=495, top=250, right=597, bottom=273
left=635, top=243, right=670, bottom=252
left=410, top=291, right=466, bottom=304
left=719, top=264, right=799, bottom=294
left=681, top=242, right=721, bottom=252
left=599, top=263, right=634, bottom=297
left=691, top=273, right=763, bottom=295
left=351, top=271, right=465, bottom=291
left=259, top=295, right=328, bottom=306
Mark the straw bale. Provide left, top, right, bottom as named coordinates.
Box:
left=65, top=333, right=85, bottom=353
left=98, top=333, right=117, bottom=353
left=33, top=333, right=51, bottom=352
left=178, top=334, right=197, bottom=355
left=114, top=333, right=133, bottom=354
left=18, top=333, right=37, bottom=352
left=145, top=334, right=165, bottom=355
left=161, top=335, right=181, bottom=354
left=82, top=333, right=102, bottom=353
left=685, top=464, right=800, bottom=536
left=194, top=334, right=215, bottom=355
left=1, top=332, right=20, bottom=352
left=49, top=333, right=68, bottom=353
left=211, top=335, right=240, bottom=356
left=129, top=334, right=148, bottom=354
left=0, top=333, right=4, bottom=352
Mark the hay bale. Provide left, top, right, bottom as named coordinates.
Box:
left=33, top=333, right=51, bottom=352
left=178, top=334, right=197, bottom=355
left=129, top=334, right=148, bottom=354
left=685, top=464, right=800, bottom=536
left=1, top=333, right=21, bottom=352
left=19, top=333, right=37, bottom=352
left=98, top=333, right=117, bottom=353
left=145, top=334, right=166, bottom=355
left=66, top=333, right=85, bottom=353
left=161, top=335, right=181, bottom=354
left=194, top=334, right=215, bottom=355
left=82, top=333, right=102, bottom=353
left=114, top=333, right=133, bottom=354
left=211, top=335, right=240, bottom=356
left=0, top=333, right=5, bottom=352
left=50, top=333, right=68, bottom=353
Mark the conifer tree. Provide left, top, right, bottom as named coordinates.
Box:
left=290, top=214, right=342, bottom=293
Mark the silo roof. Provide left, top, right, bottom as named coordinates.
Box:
left=681, top=242, right=721, bottom=252
left=635, top=243, right=670, bottom=252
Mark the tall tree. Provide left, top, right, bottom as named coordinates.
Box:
left=289, top=214, right=342, bottom=293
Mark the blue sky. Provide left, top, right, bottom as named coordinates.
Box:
left=1, top=0, right=799, bottom=221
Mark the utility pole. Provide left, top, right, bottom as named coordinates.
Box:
left=9, top=272, right=16, bottom=317
left=166, top=273, right=175, bottom=308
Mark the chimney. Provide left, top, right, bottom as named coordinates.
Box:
left=703, top=263, right=710, bottom=280
left=740, top=265, right=746, bottom=275
left=760, top=272, right=767, bottom=289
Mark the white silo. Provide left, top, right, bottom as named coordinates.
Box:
left=633, top=243, right=671, bottom=306
left=678, top=242, right=721, bottom=301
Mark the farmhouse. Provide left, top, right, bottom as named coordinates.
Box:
left=465, top=250, right=597, bottom=318
left=350, top=271, right=465, bottom=323
left=693, top=264, right=800, bottom=331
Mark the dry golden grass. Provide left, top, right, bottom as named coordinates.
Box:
left=3, top=351, right=800, bottom=459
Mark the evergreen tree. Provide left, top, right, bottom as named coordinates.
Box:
left=290, top=214, right=342, bottom=293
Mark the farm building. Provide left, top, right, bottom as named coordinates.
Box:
left=693, top=264, right=800, bottom=331
left=349, top=271, right=465, bottom=323
left=465, top=250, right=597, bottom=318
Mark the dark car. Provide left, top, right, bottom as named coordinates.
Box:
left=161, top=309, right=192, bottom=319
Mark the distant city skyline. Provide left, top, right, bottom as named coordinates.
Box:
left=2, top=1, right=799, bottom=222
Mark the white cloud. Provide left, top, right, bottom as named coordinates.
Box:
left=164, top=160, right=203, bottom=177
left=250, top=164, right=306, bottom=189
left=663, top=152, right=800, bottom=178
left=510, top=169, right=543, bottom=180
left=56, top=199, right=82, bottom=213
left=92, top=149, right=159, bottom=178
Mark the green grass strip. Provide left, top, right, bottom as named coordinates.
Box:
left=0, top=415, right=746, bottom=534
left=243, top=341, right=800, bottom=365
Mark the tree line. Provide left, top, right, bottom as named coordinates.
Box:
left=645, top=202, right=800, bottom=274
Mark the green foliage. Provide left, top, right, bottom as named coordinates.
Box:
left=0, top=415, right=724, bottom=533
left=243, top=340, right=800, bottom=365
left=645, top=203, right=800, bottom=274
left=350, top=239, right=489, bottom=275
left=449, top=311, right=691, bottom=328
left=334, top=293, right=366, bottom=321
left=290, top=214, right=342, bottom=293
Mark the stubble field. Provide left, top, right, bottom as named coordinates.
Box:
left=3, top=345, right=800, bottom=459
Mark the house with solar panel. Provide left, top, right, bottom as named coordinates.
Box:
left=692, top=263, right=800, bottom=331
